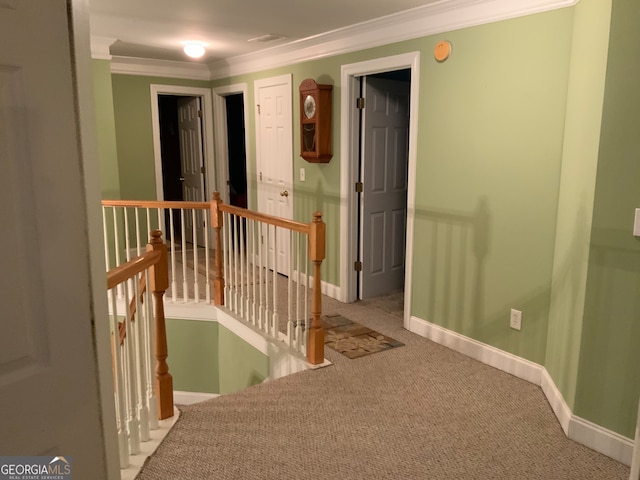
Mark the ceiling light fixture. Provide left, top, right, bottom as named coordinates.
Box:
left=184, top=43, right=205, bottom=58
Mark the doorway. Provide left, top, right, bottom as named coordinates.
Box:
left=150, top=84, right=215, bottom=239
left=225, top=94, right=248, bottom=208
left=357, top=70, right=411, bottom=300
left=339, top=52, right=420, bottom=327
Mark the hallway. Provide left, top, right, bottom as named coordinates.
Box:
left=135, top=290, right=628, bottom=479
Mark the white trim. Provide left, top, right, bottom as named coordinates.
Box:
left=407, top=314, right=635, bottom=466
left=569, top=416, right=634, bottom=466
left=149, top=85, right=216, bottom=204
left=340, top=52, right=420, bottom=305
left=101, top=1, right=576, bottom=81
left=408, top=316, right=542, bottom=384
left=90, top=36, right=116, bottom=60
left=120, top=407, right=180, bottom=480
left=540, top=368, right=571, bottom=435
left=212, top=83, right=252, bottom=207
left=111, top=55, right=211, bottom=80
left=174, top=391, right=220, bottom=405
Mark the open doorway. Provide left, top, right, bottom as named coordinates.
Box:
left=225, top=93, right=248, bottom=208
left=150, top=84, right=215, bottom=249
left=339, top=52, right=420, bottom=327
left=357, top=69, right=411, bottom=300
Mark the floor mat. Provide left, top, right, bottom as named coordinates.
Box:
left=321, top=314, right=404, bottom=359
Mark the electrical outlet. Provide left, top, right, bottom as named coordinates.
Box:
left=300, top=167, right=306, bottom=182
left=510, top=308, right=522, bottom=331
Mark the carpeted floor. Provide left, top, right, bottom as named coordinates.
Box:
left=136, top=290, right=630, bottom=479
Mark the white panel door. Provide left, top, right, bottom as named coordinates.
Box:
left=178, top=96, right=205, bottom=246
left=0, top=0, right=112, bottom=475
left=255, top=75, right=293, bottom=274
left=360, top=76, right=410, bottom=299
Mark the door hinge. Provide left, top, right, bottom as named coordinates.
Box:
left=201, top=165, right=206, bottom=174
left=259, top=171, right=263, bottom=181
left=257, top=104, right=261, bottom=115
left=355, top=182, right=363, bottom=193
left=356, top=97, right=365, bottom=109
left=354, top=261, right=363, bottom=272
left=198, top=109, right=203, bottom=118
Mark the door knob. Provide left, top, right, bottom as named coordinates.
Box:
left=179, top=177, right=185, bottom=182
left=280, top=190, right=289, bottom=197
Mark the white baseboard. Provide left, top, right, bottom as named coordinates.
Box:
left=569, top=415, right=634, bottom=466
left=408, top=316, right=542, bottom=385
left=408, top=315, right=634, bottom=466
left=174, top=391, right=220, bottom=405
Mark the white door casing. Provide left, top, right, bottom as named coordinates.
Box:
left=0, top=0, right=118, bottom=477
left=360, top=76, right=410, bottom=299
left=150, top=85, right=215, bottom=203
left=254, top=75, right=293, bottom=275
left=177, top=96, right=206, bottom=246
left=340, top=52, right=420, bottom=326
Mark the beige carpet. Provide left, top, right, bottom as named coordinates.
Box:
left=135, top=290, right=629, bottom=479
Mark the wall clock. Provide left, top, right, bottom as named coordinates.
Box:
left=299, top=78, right=332, bottom=163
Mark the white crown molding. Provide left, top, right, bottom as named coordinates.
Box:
left=110, top=55, right=211, bottom=80
left=208, top=0, right=578, bottom=79
left=96, top=0, right=577, bottom=80
left=90, top=36, right=117, bottom=60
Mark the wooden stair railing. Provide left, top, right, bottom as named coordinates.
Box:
left=210, top=191, right=326, bottom=365
left=106, top=230, right=173, bottom=421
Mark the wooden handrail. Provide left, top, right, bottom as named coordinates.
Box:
left=102, top=199, right=210, bottom=210
left=214, top=199, right=312, bottom=234
left=107, top=250, right=160, bottom=289
left=107, top=230, right=173, bottom=420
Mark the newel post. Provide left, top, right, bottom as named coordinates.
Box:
left=307, top=211, right=326, bottom=365
left=146, top=230, right=174, bottom=420
left=210, top=192, right=225, bottom=306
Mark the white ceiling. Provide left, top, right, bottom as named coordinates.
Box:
left=88, top=0, right=445, bottom=63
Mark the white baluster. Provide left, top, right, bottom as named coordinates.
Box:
left=251, top=219, right=257, bottom=325
left=133, top=276, right=150, bottom=443
left=112, top=208, right=123, bottom=299
left=124, top=208, right=131, bottom=262
left=135, top=208, right=142, bottom=257
left=258, top=221, right=264, bottom=330
left=181, top=209, right=188, bottom=302
left=145, top=270, right=158, bottom=430
left=204, top=212, right=211, bottom=303
left=169, top=208, right=177, bottom=303
left=109, top=290, right=129, bottom=468
left=264, top=224, right=270, bottom=336
left=239, top=216, right=245, bottom=317
left=287, top=230, right=293, bottom=346
left=102, top=207, right=111, bottom=270
left=233, top=215, right=239, bottom=313
left=223, top=212, right=231, bottom=307
left=192, top=209, right=199, bottom=303
left=123, top=280, right=141, bottom=455
left=272, top=226, right=278, bottom=338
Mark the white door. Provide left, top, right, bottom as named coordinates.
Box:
left=255, top=75, right=293, bottom=274
left=360, top=76, right=410, bottom=299
left=178, top=96, right=205, bottom=246
left=0, top=1, right=116, bottom=477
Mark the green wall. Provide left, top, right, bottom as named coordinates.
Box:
left=218, top=325, right=269, bottom=394
left=574, top=0, right=640, bottom=438
left=545, top=0, right=612, bottom=412
left=92, top=59, right=121, bottom=199
left=166, top=319, right=269, bottom=395
left=411, top=10, right=573, bottom=364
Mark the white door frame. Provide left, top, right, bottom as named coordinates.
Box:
left=213, top=83, right=251, bottom=206
left=340, top=52, right=420, bottom=328
left=150, top=84, right=216, bottom=202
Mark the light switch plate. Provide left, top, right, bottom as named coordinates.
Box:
left=634, top=209, right=640, bottom=237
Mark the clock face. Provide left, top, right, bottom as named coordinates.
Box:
left=303, top=94, right=316, bottom=119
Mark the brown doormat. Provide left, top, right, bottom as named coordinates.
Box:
left=321, top=314, right=404, bottom=359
